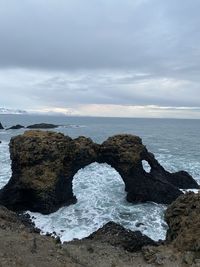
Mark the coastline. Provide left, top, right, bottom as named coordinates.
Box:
left=0, top=123, right=200, bottom=266
left=1, top=191, right=199, bottom=266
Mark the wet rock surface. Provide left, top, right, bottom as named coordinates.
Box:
left=0, top=131, right=198, bottom=214
left=7, top=124, right=25, bottom=130
left=85, top=221, right=157, bottom=252
left=27, top=123, right=59, bottom=129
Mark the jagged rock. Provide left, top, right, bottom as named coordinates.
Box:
left=27, top=123, right=59, bottom=129
left=99, top=135, right=198, bottom=204
left=142, top=192, right=200, bottom=266
left=0, top=122, right=4, bottom=129
left=86, top=221, right=156, bottom=252
left=0, top=131, right=198, bottom=214
left=0, top=131, right=78, bottom=214
left=165, top=192, right=200, bottom=252
left=7, top=124, right=24, bottom=130
left=165, top=171, right=199, bottom=189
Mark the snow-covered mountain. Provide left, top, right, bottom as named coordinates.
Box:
left=0, top=108, right=27, bottom=114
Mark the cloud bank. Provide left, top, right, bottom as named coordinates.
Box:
left=0, top=0, right=200, bottom=118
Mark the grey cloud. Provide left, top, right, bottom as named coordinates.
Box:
left=16, top=70, right=200, bottom=108
left=0, top=0, right=200, bottom=74
left=0, top=0, right=200, bottom=115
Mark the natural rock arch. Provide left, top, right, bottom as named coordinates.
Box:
left=0, top=131, right=198, bottom=214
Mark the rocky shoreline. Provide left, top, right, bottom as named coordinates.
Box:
left=0, top=131, right=198, bottom=214
left=0, top=122, right=60, bottom=130
left=0, top=192, right=199, bottom=266
left=0, top=130, right=199, bottom=266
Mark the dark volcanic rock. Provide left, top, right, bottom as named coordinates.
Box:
left=165, top=171, right=198, bottom=189
left=99, top=135, right=198, bottom=204
left=0, top=131, right=77, bottom=214
left=0, top=131, right=198, bottom=214
left=27, top=123, right=59, bottom=129
left=86, top=221, right=156, bottom=252
left=7, top=124, right=24, bottom=130
left=165, top=192, right=200, bottom=252
left=0, top=122, right=4, bottom=129
left=140, top=192, right=200, bottom=266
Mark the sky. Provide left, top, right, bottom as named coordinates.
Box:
left=0, top=0, right=200, bottom=118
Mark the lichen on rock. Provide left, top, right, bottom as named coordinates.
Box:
left=165, top=192, right=200, bottom=252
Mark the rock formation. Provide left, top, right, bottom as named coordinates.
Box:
left=0, top=122, right=4, bottom=129
left=27, top=123, right=59, bottom=129
left=143, top=192, right=200, bottom=266
left=0, top=131, right=198, bottom=214
left=7, top=124, right=25, bottom=130
left=86, top=221, right=156, bottom=252
left=165, top=192, right=200, bottom=252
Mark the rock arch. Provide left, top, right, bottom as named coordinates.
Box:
left=0, top=131, right=198, bottom=214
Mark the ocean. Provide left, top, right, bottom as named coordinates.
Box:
left=0, top=115, right=199, bottom=242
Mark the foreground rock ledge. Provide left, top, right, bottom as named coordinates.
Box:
left=0, top=193, right=199, bottom=266
left=0, top=131, right=198, bottom=214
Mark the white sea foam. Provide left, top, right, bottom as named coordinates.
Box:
left=0, top=141, right=11, bottom=189
left=27, top=162, right=167, bottom=242
left=181, top=189, right=199, bottom=194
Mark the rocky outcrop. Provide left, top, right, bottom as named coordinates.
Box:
left=0, top=192, right=199, bottom=266
left=0, top=205, right=167, bottom=267
left=86, top=221, right=156, bottom=252
left=7, top=124, right=24, bottom=130
left=0, top=122, right=4, bottom=129
left=0, top=131, right=198, bottom=214
left=165, top=192, right=200, bottom=252
left=27, top=123, right=59, bottom=129
left=142, top=192, right=200, bottom=266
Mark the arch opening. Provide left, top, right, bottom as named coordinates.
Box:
left=142, top=160, right=151, bottom=173
left=27, top=162, right=167, bottom=243
left=73, top=162, right=125, bottom=204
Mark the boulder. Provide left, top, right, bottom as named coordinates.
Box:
left=0, top=131, right=198, bottom=214
left=141, top=192, right=200, bottom=266
left=7, top=124, right=24, bottom=130
left=165, top=192, right=200, bottom=252
left=86, top=221, right=156, bottom=252
left=27, top=123, right=59, bottom=129
left=0, top=122, right=4, bottom=129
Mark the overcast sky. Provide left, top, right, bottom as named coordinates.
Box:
left=0, top=0, right=200, bottom=118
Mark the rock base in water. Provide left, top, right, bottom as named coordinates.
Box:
left=0, top=122, right=4, bottom=129
left=0, top=131, right=198, bottom=214
left=86, top=221, right=156, bottom=252
left=7, top=124, right=25, bottom=130
left=27, top=123, right=59, bottom=129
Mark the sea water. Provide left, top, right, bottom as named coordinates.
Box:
left=0, top=115, right=199, bottom=242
